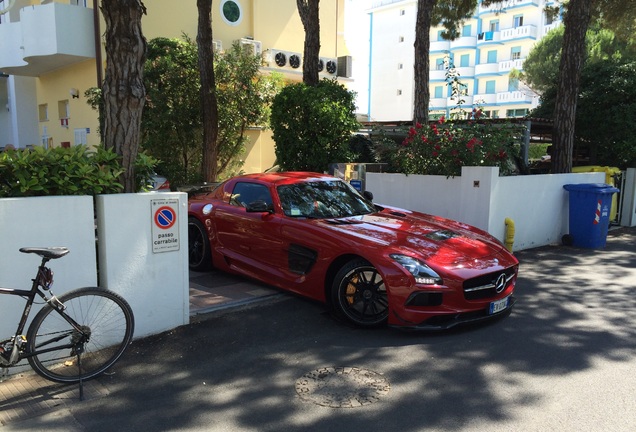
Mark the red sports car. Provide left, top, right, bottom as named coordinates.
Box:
left=188, top=172, right=518, bottom=330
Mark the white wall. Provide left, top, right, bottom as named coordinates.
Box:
left=96, top=192, right=190, bottom=338
left=367, top=167, right=606, bottom=251
left=621, top=168, right=636, bottom=227
left=0, top=195, right=97, bottom=341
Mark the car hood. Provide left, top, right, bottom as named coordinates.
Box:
left=318, top=208, right=513, bottom=268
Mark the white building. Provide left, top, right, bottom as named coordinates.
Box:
left=363, top=0, right=562, bottom=122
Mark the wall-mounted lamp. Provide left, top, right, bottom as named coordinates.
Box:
left=69, top=88, right=80, bottom=99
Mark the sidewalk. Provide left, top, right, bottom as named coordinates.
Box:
left=0, top=227, right=636, bottom=432
left=0, top=269, right=280, bottom=428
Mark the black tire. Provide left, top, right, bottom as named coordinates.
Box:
left=26, top=287, right=134, bottom=384
left=331, top=259, right=389, bottom=327
left=189, top=217, right=211, bottom=271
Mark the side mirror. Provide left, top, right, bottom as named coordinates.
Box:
left=363, top=190, right=374, bottom=201
left=246, top=200, right=273, bottom=213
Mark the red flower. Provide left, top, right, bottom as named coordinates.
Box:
left=438, top=116, right=445, bottom=124
left=415, top=122, right=423, bottom=129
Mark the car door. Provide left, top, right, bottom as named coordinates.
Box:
left=213, top=181, right=285, bottom=278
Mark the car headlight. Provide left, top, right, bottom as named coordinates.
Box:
left=390, top=254, right=443, bottom=285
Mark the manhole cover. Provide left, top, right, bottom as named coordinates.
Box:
left=295, top=367, right=390, bottom=408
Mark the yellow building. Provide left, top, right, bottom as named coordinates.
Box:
left=0, top=0, right=351, bottom=174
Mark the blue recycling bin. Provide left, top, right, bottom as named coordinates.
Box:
left=563, top=183, right=620, bottom=248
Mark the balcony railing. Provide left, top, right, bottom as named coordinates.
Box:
left=500, top=24, right=537, bottom=42
left=0, top=2, right=95, bottom=76
left=497, top=91, right=533, bottom=104
left=479, top=0, right=539, bottom=14
left=499, top=58, right=525, bottom=73
left=477, top=31, right=501, bottom=44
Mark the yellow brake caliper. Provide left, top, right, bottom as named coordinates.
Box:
left=346, top=275, right=358, bottom=305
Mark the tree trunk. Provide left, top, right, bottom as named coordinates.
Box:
left=101, top=0, right=147, bottom=192
left=197, top=0, right=219, bottom=182
left=413, top=0, right=436, bottom=125
left=297, top=0, right=321, bottom=86
left=551, top=0, right=593, bottom=173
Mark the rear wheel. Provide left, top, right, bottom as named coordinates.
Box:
left=26, top=287, right=134, bottom=383
left=331, top=259, right=389, bottom=327
left=189, top=217, right=211, bottom=271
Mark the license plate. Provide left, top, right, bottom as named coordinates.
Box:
left=489, top=296, right=509, bottom=315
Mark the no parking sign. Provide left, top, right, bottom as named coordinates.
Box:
left=151, top=199, right=180, bottom=253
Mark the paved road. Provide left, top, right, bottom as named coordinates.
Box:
left=2, top=227, right=635, bottom=431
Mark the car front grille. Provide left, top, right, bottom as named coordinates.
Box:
left=463, top=267, right=516, bottom=300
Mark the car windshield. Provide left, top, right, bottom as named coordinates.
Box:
left=277, top=180, right=375, bottom=219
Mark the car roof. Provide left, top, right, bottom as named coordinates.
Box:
left=231, top=171, right=340, bottom=186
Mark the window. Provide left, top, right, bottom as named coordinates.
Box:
left=436, top=58, right=445, bottom=70
left=513, top=15, right=524, bottom=28
left=230, top=182, right=272, bottom=208
left=397, top=89, right=402, bottom=96
left=398, top=63, right=403, bottom=70
left=489, top=20, right=499, bottom=32
left=399, top=9, right=405, bottom=16
left=485, top=80, right=496, bottom=94
left=399, top=35, right=405, bottom=43
left=462, top=25, right=472, bottom=37
left=434, top=86, right=444, bottom=98
left=38, top=104, right=48, bottom=122
left=506, top=108, right=528, bottom=118
left=220, top=0, right=242, bottom=26
left=58, top=100, right=70, bottom=119
left=70, top=0, right=87, bottom=6
left=460, top=54, right=470, bottom=67
left=437, top=30, right=446, bottom=41
left=487, top=50, right=497, bottom=63
left=511, top=46, right=521, bottom=60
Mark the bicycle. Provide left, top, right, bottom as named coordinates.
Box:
left=0, top=247, right=134, bottom=399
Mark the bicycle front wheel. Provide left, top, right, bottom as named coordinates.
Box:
left=26, top=287, right=134, bottom=383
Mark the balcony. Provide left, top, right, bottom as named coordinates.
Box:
left=449, top=35, right=477, bottom=49
left=497, top=91, right=533, bottom=104
left=430, top=39, right=450, bottom=53
left=479, top=0, right=539, bottom=14
left=499, top=58, right=525, bottom=73
left=447, top=95, right=474, bottom=108
left=477, top=31, right=501, bottom=45
left=429, top=69, right=447, bottom=82
left=475, top=62, right=500, bottom=76
left=500, top=24, right=537, bottom=42
left=0, top=2, right=95, bottom=77
left=472, top=94, right=497, bottom=105
left=429, top=97, right=448, bottom=109
left=454, top=66, right=475, bottom=78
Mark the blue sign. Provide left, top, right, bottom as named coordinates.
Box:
left=350, top=180, right=362, bottom=191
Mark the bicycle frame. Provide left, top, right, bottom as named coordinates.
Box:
left=0, top=257, right=85, bottom=366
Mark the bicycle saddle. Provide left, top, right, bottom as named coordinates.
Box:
left=19, top=247, right=70, bottom=259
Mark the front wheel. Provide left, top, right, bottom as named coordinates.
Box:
left=331, top=259, right=389, bottom=327
left=26, top=287, right=134, bottom=384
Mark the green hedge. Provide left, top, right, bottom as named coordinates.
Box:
left=0, top=146, right=155, bottom=197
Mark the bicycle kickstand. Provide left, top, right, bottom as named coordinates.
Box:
left=0, top=367, right=8, bottom=382
left=76, top=349, right=84, bottom=401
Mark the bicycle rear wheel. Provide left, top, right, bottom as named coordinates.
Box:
left=26, top=287, right=134, bottom=383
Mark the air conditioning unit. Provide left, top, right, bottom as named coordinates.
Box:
left=337, top=56, right=352, bottom=78
left=288, top=53, right=302, bottom=69
left=271, top=50, right=288, bottom=67
left=240, top=38, right=262, bottom=56
left=322, top=58, right=338, bottom=75
left=212, top=40, right=223, bottom=52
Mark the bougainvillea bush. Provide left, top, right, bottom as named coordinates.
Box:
left=376, top=111, right=524, bottom=177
